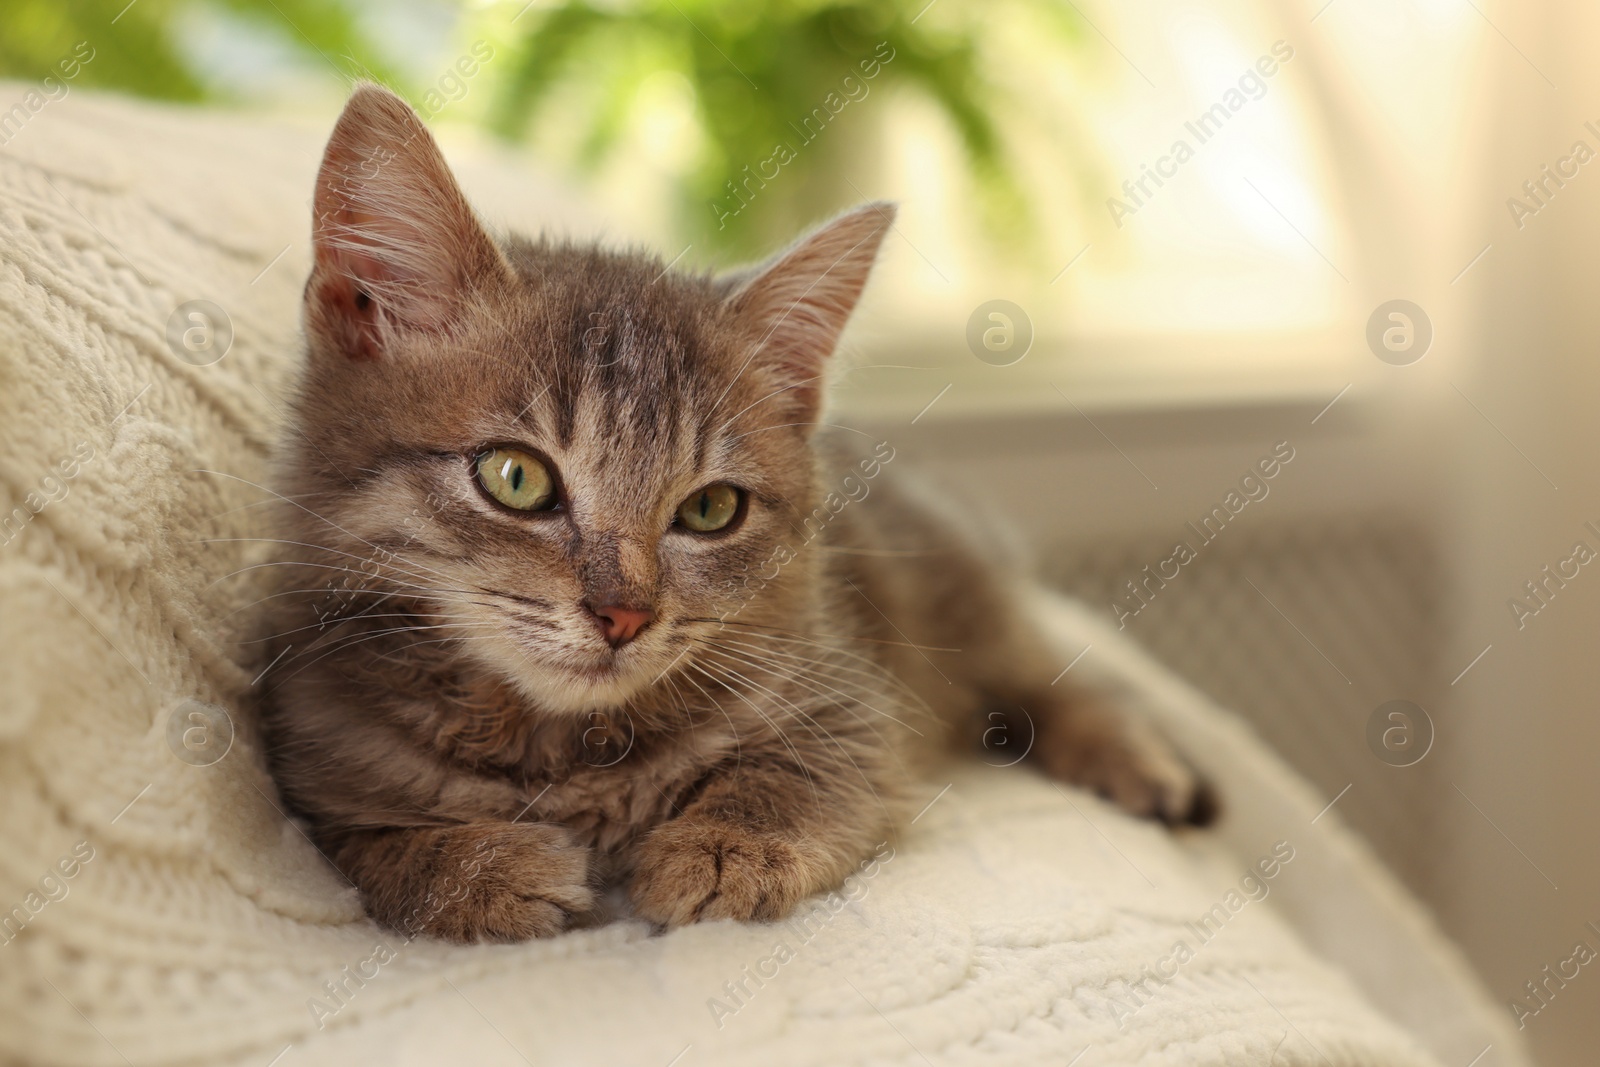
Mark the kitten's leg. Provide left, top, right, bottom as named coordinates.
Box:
left=978, top=589, right=1218, bottom=826
left=855, top=553, right=1217, bottom=824
left=824, top=472, right=1215, bottom=828
left=325, top=821, right=594, bottom=943
left=989, top=691, right=1217, bottom=825
left=629, top=752, right=892, bottom=927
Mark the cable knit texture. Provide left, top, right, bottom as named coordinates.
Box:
left=0, top=87, right=1526, bottom=1067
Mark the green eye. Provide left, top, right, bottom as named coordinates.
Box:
left=476, top=447, right=555, bottom=511
left=677, top=484, right=742, bottom=532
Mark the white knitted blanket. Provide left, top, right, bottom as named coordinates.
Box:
left=0, top=88, right=1525, bottom=1067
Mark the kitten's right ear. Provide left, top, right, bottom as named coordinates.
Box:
left=308, top=82, right=512, bottom=362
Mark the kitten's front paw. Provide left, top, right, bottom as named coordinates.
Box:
left=629, top=817, right=820, bottom=927
left=1035, top=703, right=1219, bottom=827
left=401, top=822, right=594, bottom=944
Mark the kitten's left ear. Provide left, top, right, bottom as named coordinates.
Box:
left=724, top=202, right=895, bottom=423
left=308, top=82, right=514, bottom=362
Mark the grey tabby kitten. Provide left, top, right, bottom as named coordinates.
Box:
left=261, top=84, right=1214, bottom=944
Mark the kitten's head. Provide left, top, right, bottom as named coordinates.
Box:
left=288, top=84, right=892, bottom=715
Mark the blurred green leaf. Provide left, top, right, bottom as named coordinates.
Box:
left=481, top=0, right=1085, bottom=253
left=0, top=0, right=404, bottom=102
left=0, top=0, right=1086, bottom=254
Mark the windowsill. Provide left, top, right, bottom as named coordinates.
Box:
left=830, top=329, right=1359, bottom=426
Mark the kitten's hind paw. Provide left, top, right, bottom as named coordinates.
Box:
left=1025, top=700, right=1220, bottom=827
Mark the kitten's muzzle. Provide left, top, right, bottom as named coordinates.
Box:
left=584, top=601, right=654, bottom=648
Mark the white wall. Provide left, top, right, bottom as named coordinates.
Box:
left=1443, top=3, right=1600, bottom=1064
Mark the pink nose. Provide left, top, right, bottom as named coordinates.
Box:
left=586, top=602, right=654, bottom=647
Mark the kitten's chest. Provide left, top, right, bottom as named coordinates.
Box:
left=427, top=680, right=729, bottom=855
left=528, top=723, right=737, bottom=858
left=526, top=754, right=690, bottom=857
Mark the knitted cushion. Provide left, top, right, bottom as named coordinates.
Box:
left=0, top=87, right=1524, bottom=1067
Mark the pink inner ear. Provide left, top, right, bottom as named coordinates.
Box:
left=310, top=270, right=381, bottom=362
left=311, top=201, right=399, bottom=361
